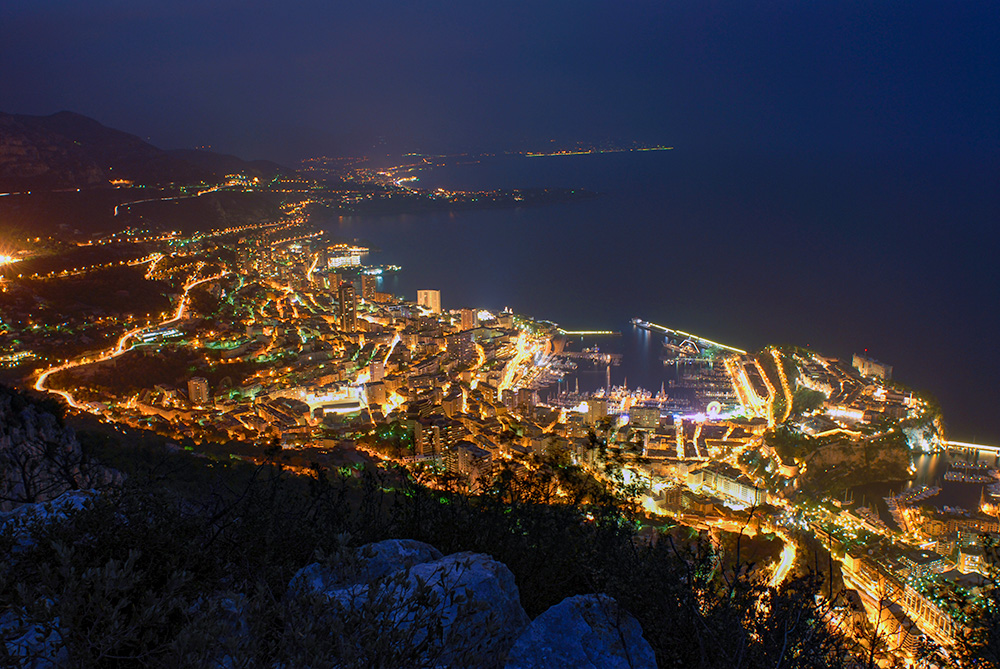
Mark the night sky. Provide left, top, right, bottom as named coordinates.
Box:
left=3, top=1, right=998, bottom=162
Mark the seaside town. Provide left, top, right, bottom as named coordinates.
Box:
left=1, top=191, right=998, bottom=666
left=4, top=1, right=998, bottom=663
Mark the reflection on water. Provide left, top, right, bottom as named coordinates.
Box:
left=550, top=329, right=680, bottom=400
left=912, top=452, right=948, bottom=486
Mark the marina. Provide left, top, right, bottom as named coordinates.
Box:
left=942, top=461, right=999, bottom=484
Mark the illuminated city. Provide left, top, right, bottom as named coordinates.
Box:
left=0, top=172, right=996, bottom=663
left=2, top=2, right=998, bottom=667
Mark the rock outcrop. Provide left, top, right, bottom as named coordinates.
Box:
left=290, top=541, right=530, bottom=669
left=0, top=387, right=121, bottom=511
left=3, top=512, right=661, bottom=669
left=0, top=492, right=91, bottom=664
left=0, top=489, right=95, bottom=526
left=0, top=491, right=101, bottom=560
left=289, top=538, right=444, bottom=595
left=504, top=594, right=657, bottom=669
left=800, top=434, right=911, bottom=494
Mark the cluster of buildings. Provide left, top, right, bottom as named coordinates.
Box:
left=792, top=351, right=917, bottom=426
left=75, top=234, right=553, bottom=492
left=24, top=219, right=996, bottom=662
left=91, top=232, right=779, bottom=500
left=839, top=541, right=985, bottom=648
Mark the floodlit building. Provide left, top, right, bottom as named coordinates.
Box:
left=445, top=331, right=477, bottom=365
left=442, top=388, right=464, bottom=417
left=587, top=397, right=608, bottom=425
left=630, top=405, right=660, bottom=429
left=366, top=381, right=386, bottom=407
left=326, top=244, right=366, bottom=269
left=188, top=377, right=210, bottom=406
left=417, top=289, right=441, bottom=314
left=959, top=545, right=986, bottom=575
left=690, top=463, right=764, bottom=506
left=460, top=308, right=479, bottom=331
left=516, top=387, right=535, bottom=411
left=361, top=275, right=378, bottom=302
left=447, top=440, right=493, bottom=492
left=901, top=549, right=947, bottom=579
left=853, top=353, right=893, bottom=380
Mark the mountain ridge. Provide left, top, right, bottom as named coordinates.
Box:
left=0, top=110, right=288, bottom=191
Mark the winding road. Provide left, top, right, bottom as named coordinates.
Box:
left=34, top=270, right=229, bottom=411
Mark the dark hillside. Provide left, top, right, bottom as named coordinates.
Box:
left=0, top=111, right=289, bottom=191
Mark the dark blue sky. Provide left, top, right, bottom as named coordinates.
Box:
left=3, top=1, right=998, bottom=162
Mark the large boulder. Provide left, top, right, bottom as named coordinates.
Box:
left=504, top=594, right=657, bottom=669
left=389, top=551, right=530, bottom=668
left=288, top=545, right=530, bottom=669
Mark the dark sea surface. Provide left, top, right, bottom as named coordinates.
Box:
left=318, top=149, right=1000, bottom=444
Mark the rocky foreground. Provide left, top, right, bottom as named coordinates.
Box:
left=3, top=493, right=657, bottom=668
left=0, top=387, right=121, bottom=512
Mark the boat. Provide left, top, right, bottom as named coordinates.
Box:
left=943, top=471, right=994, bottom=483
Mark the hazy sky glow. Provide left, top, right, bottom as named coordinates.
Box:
left=3, top=1, right=998, bottom=161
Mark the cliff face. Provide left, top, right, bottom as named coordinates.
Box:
left=801, top=434, right=912, bottom=494
left=0, top=387, right=121, bottom=511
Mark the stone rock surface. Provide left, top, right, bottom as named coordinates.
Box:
left=800, top=435, right=910, bottom=493
left=0, top=387, right=122, bottom=511
left=1, top=489, right=94, bottom=523
left=504, top=594, right=657, bottom=669
left=0, top=490, right=97, bottom=553
left=289, top=544, right=530, bottom=669
left=353, top=538, right=446, bottom=582
left=288, top=538, right=443, bottom=595
left=902, top=421, right=942, bottom=451
left=389, top=551, right=530, bottom=668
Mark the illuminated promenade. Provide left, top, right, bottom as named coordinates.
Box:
left=944, top=440, right=1000, bottom=456
left=631, top=318, right=746, bottom=355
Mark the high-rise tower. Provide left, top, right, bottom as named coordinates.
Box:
left=460, top=308, right=478, bottom=330
left=339, top=282, right=357, bottom=331
left=361, top=274, right=378, bottom=302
